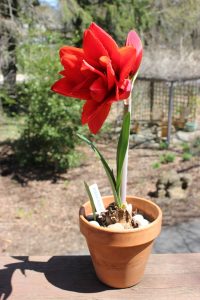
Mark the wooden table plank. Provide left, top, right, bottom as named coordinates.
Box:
left=0, top=254, right=199, bottom=299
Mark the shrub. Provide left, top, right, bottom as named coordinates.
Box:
left=15, top=86, right=82, bottom=171
left=159, top=153, right=176, bottom=164
left=181, top=142, right=191, bottom=153
left=152, top=162, right=160, bottom=169
left=159, top=140, right=168, bottom=150
left=192, top=137, right=200, bottom=156
left=0, top=89, right=17, bottom=115
left=193, top=137, right=200, bottom=148
left=15, top=41, right=83, bottom=171
left=182, top=152, right=192, bottom=161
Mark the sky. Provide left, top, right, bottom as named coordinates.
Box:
left=40, top=0, right=58, bottom=7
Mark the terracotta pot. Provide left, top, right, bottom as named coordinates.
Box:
left=79, top=195, right=162, bottom=288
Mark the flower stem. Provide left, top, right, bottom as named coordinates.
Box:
left=121, top=93, right=132, bottom=204
left=120, top=72, right=138, bottom=204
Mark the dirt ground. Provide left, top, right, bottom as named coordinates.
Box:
left=0, top=135, right=200, bottom=256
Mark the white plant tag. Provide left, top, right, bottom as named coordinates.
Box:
left=89, top=183, right=105, bottom=214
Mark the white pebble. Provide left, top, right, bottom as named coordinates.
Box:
left=132, top=214, right=144, bottom=223
left=140, top=219, right=150, bottom=228
left=89, top=221, right=100, bottom=227
left=107, top=223, right=124, bottom=231
left=132, top=214, right=149, bottom=228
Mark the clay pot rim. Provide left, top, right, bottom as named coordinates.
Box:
left=79, top=195, right=162, bottom=234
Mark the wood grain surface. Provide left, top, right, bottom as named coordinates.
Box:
left=0, top=254, right=199, bottom=299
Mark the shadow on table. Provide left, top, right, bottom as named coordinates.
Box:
left=45, top=256, right=110, bottom=292
left=0, top=256, right=111, bottom=299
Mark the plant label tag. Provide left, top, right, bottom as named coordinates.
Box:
left=89, top=183, right=105, bottom=214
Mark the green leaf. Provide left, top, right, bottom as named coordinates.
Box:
left=77, top=133, right=121, bottom=207
left=77, top=133, right=116, bottom=185
left=116, top=112, right=131, bottom=195
left=84, top=181, right=96, bottom=221
left=103, top=162, right=121, bottom=207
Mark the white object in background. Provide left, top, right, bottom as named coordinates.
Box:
left=89, top=183, right=105, bottom=214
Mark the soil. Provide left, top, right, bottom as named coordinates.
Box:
left=0, top=138, right=200, bottom=255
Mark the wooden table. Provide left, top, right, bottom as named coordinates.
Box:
left=0, top=254, right=199, bottom=299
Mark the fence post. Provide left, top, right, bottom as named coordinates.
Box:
left=150, top=80, right=154, bottom=122
left=167, top=81, right=174, bottom=145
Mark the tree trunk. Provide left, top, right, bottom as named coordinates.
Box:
left=0, top=0, right=18, bottom=112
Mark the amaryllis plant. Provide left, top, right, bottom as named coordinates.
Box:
left=52, top=22, right=142, bottom=209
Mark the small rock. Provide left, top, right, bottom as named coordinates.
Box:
left=131, top=134, right=146, bottom=143
left=132, top=214, right=144, bottom=226
left=176, top=131, right=191, bottom=142
left=168, top=187, right=186, bottom=200
left=164, top=171, right=180, bottom=186
left=115, top=126, right=122, bottom=134
left=89, top=221, right=100, bottom=227
left=139, top=219, right=150, bottom=228
left=158, top=189, right=167, bottom=198
left=132, top=215, right=150, bottom=228
left=157, top=184, right=165, bottom=190
left=107, top=223, right=124, bottom=231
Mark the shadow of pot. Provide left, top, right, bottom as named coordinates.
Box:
left=79, top=195, right=162, bottom=288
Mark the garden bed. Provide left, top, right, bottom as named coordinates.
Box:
left=0, top=138, right=200, bottom=255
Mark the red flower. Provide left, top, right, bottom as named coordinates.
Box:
left=51, top=22, right=142, bottom=134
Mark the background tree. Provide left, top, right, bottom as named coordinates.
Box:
left=77, top=0, right=154, bottom=45
left=1, top=0, right=200, bottom=171
left=150, top=0, right=200, bottom=52
left=0, top=0, right=39, bottom=105
left=0, top=0, right=18, bottom=95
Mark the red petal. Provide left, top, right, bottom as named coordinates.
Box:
left=59, top=66, right=85, bottom=86
left=109, top=85, right=130, bottom=103
left=89, top=77, right=107, bottom=102
left=126, top=31, right=143, bottom=74
left=99, top=56, right=116, bottom=90
left=118, top=89, right=131, bottom=101
left=51, top=77, right=91, bottom=100
left=81, top=101, right=98, bottom=124
left=59, top=46, right=84, bottom=60
left=119, top=79, right=132, bottom=94
left=105, top=79, right=131, bottom=103
left=59, top=47, right=85, bottom=84
left=59, top=47, right=84, bottom=71
left=118, top=80, right=132, bottom=100
left=82, top=100, right=112, bottom=134
left=58, top=69, right=95, bottom=99
left=81, top=60, right=106, bottom=80
left=61, top=53, right=82, bottom=70
left=89, top=22, right=120, bottom=70
left=88, top=101, right=112, bottom=134
left=119, top=46, right=136, bottom=82
left=83, top=28, right=108, bottom=68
